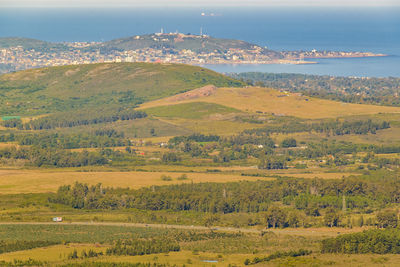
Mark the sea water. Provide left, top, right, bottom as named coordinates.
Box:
left=0, top=7, right=399, bottom=77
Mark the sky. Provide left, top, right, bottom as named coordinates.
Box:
left=1, top=0, right=399, bottom=7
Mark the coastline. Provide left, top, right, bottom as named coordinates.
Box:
left=195, top=53, right=388, bottom=66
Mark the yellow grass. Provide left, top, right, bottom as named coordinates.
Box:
left=0, top=170, right=274, bottom=194
left=0, top=167, right=357, bottom=194
left=375, top=153, right=400, bottom=159
left=157, top=117, right=265, bottom=135
left=131, top=136, right=175, bottom=143
left=0, top=247, right=250, bottom=266
left=0, top=142, right=18, bottom=149
left=102, top=251, right=255, bottom=267
left=140, top=87, right=400, bottom=119
left=2, top=244, right=400, bottom=267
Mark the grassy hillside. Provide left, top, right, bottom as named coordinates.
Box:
left=0, top=62, right=244, bottom=116
left=0, top=37, right=67, bottom=51
left=145, top=102, right=242, bottom=119
left=140, top=86, right=400, bottom=119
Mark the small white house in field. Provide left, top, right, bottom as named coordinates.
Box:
left=53, top=217, right=63, bottom=222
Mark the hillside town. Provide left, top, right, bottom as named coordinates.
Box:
left=0, top=33, right=387, bottom=73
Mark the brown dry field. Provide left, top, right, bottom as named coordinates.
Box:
left=0, top=170, right=275, bottom=194
left=139, top=86, right=400, bottom=119
left=0, top=169, right=357, bottom=194
left=0, top=142, right=18, bottom=149
left=156, top=117, right=266, bottom=135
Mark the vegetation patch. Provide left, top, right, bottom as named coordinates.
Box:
left=144, top=102, right=241, bottom=119
left=106, top=239, right=180, bottom=256
left=322, top=229, right=400, bottom=254
left=0, top=63, right=244, bottom=117
left=0, top=240, right=59, bottom=254
left=244, top=249, right=312, bottom=265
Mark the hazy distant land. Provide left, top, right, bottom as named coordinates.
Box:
left=0, top=33, right=386, bottom=73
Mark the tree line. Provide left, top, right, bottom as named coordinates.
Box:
left=321, top=229, right=400, bottom=254
left=0, top=240, right=58, bottom=254
left=244, top=119, right=390, bottom=136
left=16, top=131, right=130, bottom=149
left=1, top=110, right=147, bottom=130
left=0, top=146, right=108, bottom=167
left=49, top=177, right=400, bottom=215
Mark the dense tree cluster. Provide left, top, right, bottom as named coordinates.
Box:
left=68, top=249, right=103, bottom=260
left=169, top=134, right=220, bottom=144
left=161, top=152, right=181, bottom=163
left=281, top=138, right=297, bottom=148
left=0, top=240, right=58, bottom=254
left=244, top=249, right=312, bottom=265
left=1, top=110, right=147, bottom=130
left=321, top=229, right=400, bottom=254
left=49, top=177, right=400, bottom=215
left=245, top=119, right=390, bottom=136
left=258, top=156, right=287, bottom=169
left=17, top=131, right=130, bottom=149
left=376, top=210, right=398, bottom=228
left=0, top=146, right=107, bottom=167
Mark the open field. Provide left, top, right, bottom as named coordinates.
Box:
left=0, top=142, right=18, bottom=149
left=145, top=101, right=242, bottom=119
left=0, top=223, right=398, bottom=266
left=0, top=169, right=358, bottom=194
left=1, top=243, right=399, bottom=267
left=2, top=246, right=400, bottom=267
left=155, top=117, right=266, bottom=135
left=0, top=170, right=275, bottom=194
left=0, top=243, right=107, bottom=262
left=140, top=86, right=400, bottom=119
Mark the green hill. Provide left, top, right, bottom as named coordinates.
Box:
left=100, top=34, right=281, bottom=59
left=0, top=37, right=67, bottom=51
left=0, top=62, right=244, bottom=117
left=0, top=34, right=282, bottom=58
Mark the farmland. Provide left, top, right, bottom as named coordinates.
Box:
left=0, top=168, right=360, bottom=194
left=2, top=63, right=400, bottom=265
left=0, top=224, right=399, bottom=266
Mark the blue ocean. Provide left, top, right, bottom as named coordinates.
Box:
left=0, top=7, right=399, bottom=77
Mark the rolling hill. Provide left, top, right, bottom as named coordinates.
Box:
left=0, top=62, right=244, bottom=116
left=140, top=86, right=400, bottom=119
left=3, top=62, right=400, bottom=138
left=0, top=37, right=67, bottom=51
left=0, top=34, right=282, bottom=59
left=100, top=33, right=282, bottom=58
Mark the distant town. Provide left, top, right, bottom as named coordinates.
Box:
left=0, top=32, right=387, bottom=73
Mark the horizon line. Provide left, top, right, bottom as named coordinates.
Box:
left=2, top=4, right=400, bottom=8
